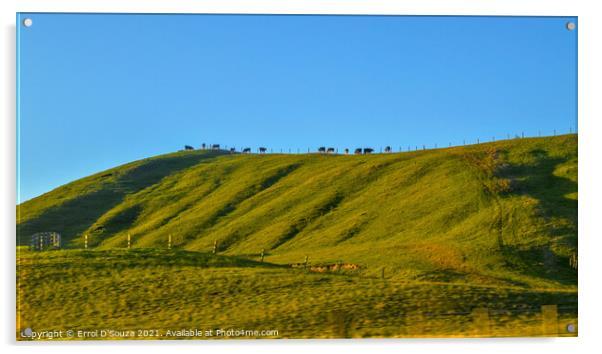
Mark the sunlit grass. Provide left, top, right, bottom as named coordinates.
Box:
left=16, top=135, right=577, bottom=339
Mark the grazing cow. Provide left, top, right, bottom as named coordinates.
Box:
left=318, top=146, right=326, bottom=153
left=384, top=146, right=392, bottom=153
left=242, top=147, right=251, bottom=153
left=327, top=147, right=335, bottom=154
left=344, top=148, right=349, bottom=155
left=230, top=147, right=236, bottom=153
left=259, top=147, right=267, bottom=154
left=211, top=144, right=220, bottom=150
left=184, top=145, right=194, bottom=150
left=354, top=148, right=362, bottom=155
left=363, top=148, right=374, bottom=154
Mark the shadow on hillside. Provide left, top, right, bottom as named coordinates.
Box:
left=500, top=148, right=577, bottom=226
left=17, top=153, right=219, bottom=247
left=19, top=248, right=289, bottom=271
left=497, top=147, right=577, bottom=285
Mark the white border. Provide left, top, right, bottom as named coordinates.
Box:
left=2, top=1, right=601, bottom=354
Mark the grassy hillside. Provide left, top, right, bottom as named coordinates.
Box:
left=18, top=134, right=577, bottom=287
left=16, top=135, right=577, bottom=339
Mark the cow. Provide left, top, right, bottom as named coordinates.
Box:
left=211, top=144, right=220, bottom=150
left=363, top=148, right=374, bottom=154
left=354, top=148, right=362, bottom=155
left=242, top=147, right=251, bottom=153
left=230, top=147, right=236, bottom=153
left=201, top=143, right=206, bottom=150
left=184, top=145, right=194, bottom=150
left=344, top=148, right=349, bottom=155
left=259, top=147, right=267, bottom=154
left=318, top=146, right=326, bottom=153
left=384, top=146, right=392, bottom=153
left=327, top=147, right=335, bottom=154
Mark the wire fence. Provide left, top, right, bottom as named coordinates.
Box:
left=193, top=128, right=577, bottom=156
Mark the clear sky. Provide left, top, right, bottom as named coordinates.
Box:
left=17, top=14, right=577, bottom=202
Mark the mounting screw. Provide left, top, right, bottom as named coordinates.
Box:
left=566, top=22, right=576, bottom=31
left=22, top=18, right=33, bottom=27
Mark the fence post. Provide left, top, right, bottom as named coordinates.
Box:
left=168, top=234, right=172, bottom=249
left=541, top=305, right=559, bottom=336
left=569, top=252, right=578, bottom=269
left=84, top=234, right=88, bottom=250
left=304, top=255, right=309, bottom=269
left=127, top=233, right=131, bottom=249
left=472, top=307, right=490, bottom=336
left=213, top=240, right=218, bottom=254
left=260, top=249, right=265, bottom=262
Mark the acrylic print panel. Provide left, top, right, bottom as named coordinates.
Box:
left=16, top=13, right=577, bottom=340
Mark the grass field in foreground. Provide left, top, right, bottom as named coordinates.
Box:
left=17, top=249, right=576, bottom=339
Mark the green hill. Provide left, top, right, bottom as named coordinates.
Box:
left=16, top=134, right=578, bottom=339
left=18, top=135, right=577, bottom=288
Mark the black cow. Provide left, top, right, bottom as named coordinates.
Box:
left=327, top=147, right=335, bottom=154
left=211, top=144, right=220, bottom=150
left=259, top=147, right=267, bottom=153
left=354, top=148, right=362, bottom=155
left=344, top=148, right=349, bottom=154
left=242, top=147, right=251, bottom=153
left=384, top=146, right=392, bottom=153
left=201, top=143, right=206, bottom=150
left=363, top=148, right=374, bottom=154
left=184, top=145, right=194, bottom=150
left=318, top=146, right=326, bottom=153
left=230, top=147, right=236, bottom=153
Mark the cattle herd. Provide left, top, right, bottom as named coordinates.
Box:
left=185, top=144, right=394, bottom=155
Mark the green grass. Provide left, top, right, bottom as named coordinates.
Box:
left=17, top=249, right=576, bottom=339
left=16, top=135, right=578, bottom=339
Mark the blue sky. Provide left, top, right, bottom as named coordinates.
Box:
left=17, top=14, right=577, bottom=202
